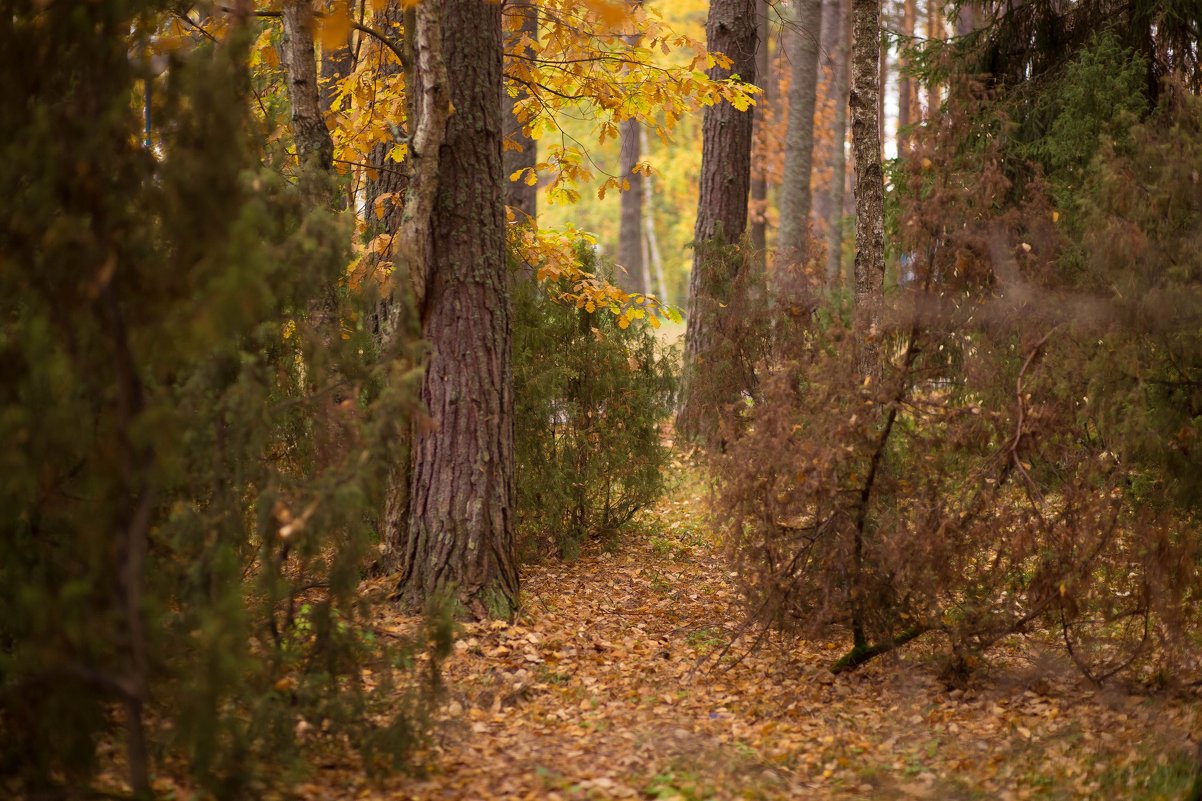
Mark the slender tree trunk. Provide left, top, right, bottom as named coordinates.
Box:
left=677, top=0, right=758, bottom=446
left=364, top=1, right=407, bottom=238
left=877, top=10, right=887, bottom=148
left=396, top=0, right=518, bottom=618
left=849, top=0, right=885, bottom=655
left=955, top=1, right=978, bottom=36
left=824, top=0, right=852, bottom=285
left=502, top=0, right=538, bottom=223
left=749, top=0, right=771, bottom=262
left=281, top=0, right=346, bottom=469
left=810, top=0, right=843, bottom=241
left=640, top=127, right=669, bottom=300
left=319, top=10, right=353, bottom=210
left=850, top=0, right=884, bottom=368
left=925, top=0, right=942, bottom=115
left=616, top=2, right=646, bottom=294
left=319, top=36, right=351, bottom=116
left=282, top=2, right=334, bottom=172
left=617, top=122, right=646, bottom=294
left=777, top=0, right=823, bottom=262
left=898, top=0, right=916, bottom=151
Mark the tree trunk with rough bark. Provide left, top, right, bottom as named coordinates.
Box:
left=364, top=1, right=407, bottom=238
left=281, top=0, right=345, bottom=469
left=850, top=0, right=884, bottom=371
left=824, top=0, right=852, bottom=285
left=502, top=0, right=538, bottom=223
left=677, top=0, right=758, bottom=445
left=749, top=0, right=771, bottom=263
left=282, top=2, right=334, bottom=172
left=393, top=0, right=519, bottom=618
left=777, top=0, right=823, bottom=263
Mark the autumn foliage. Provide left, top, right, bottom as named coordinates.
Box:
left=722, top=35, right=1202, bottom=687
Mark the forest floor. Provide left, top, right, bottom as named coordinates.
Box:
left=310, top=466, right=1202, bottom=801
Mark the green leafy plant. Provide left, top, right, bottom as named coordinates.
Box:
left=513, top=245, right=677, bottom=560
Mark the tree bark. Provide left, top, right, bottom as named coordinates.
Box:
left=810, top=0, right=843, bottom=241
left=364, top=1, right=407, bottom=238
left=850, top=0, right=884, bottom=373
left=281, top=0, right=345, bottom=469
left=395, top=0, right=452, bottom=309
left=749, top=0, right=772, bottom=262
left=824, top=0, right=852, bottom=285
left=320, top=27, right=353, bottom=209
left=502, top=0, right=538, bottom=223
left=777, top=0, right=823, bottom=263
left=877, top=7, right=887, bottom=147
left=395, top=0, right=518, bottom=618
left=617, top=117, right=645, bottom=294
left=282, top=2, right=334, bottom=172
left=377, top=0, right=451, bottom=572
left=616, top=2, right=646, bottom=294
left=677, top=0, right=758, bottom=445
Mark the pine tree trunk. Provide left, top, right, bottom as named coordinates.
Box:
left=824, top=0, right=852, bottom=286
left=777, top=0, right=823, bottom=262
left=677, top=0, right=758, bottom=445
left=395, top=0, right=518, bottom=618
left=850, top=0, right=884, bottom=370
left=749, top=0, right=771, bottom=262
left=502, top=0, right=538, bottom=223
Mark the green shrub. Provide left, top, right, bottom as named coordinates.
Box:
left=0, top=8, right=441, bottom=797
left=513, top=249, right=677, bottom=560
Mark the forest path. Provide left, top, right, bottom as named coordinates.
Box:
left=353, top=480, right=1199, bottom=801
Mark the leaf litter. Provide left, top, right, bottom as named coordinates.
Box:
left=310, top=487, right=1200, bottom=801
